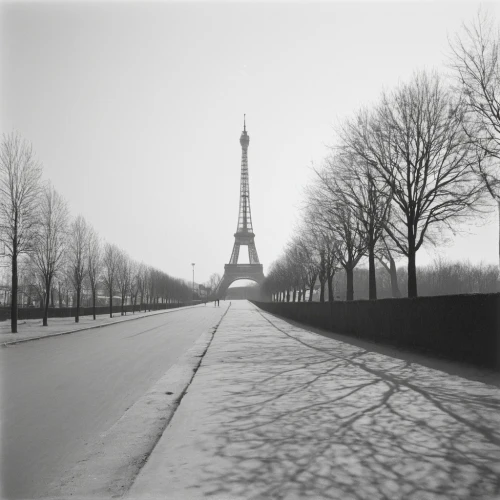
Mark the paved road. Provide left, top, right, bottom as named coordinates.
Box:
left=0, top=305, right=225, bottom=499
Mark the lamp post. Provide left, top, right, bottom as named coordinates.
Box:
left=191, top=263, right=195, bottom=302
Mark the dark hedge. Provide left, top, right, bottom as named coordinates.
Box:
left=253, top=293, right=500, bottom=369
left=0, top=302, right=186, bottom=322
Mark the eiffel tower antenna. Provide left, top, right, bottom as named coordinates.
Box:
left=216, top=117, right=265, bottom=297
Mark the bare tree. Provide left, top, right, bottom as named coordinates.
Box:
left=293, top=228, right=322, bottom=302
left=147, top=266, right=156, bottom=309
left=263, top=257, right=288, bottom=302
left=308, top=168, right=367, bottom=301
left=144, top=266, right=152, bottom=311
left=116, top=249, right=131, bottom=315
left=31, top=184, right=69, bottom=326
left=67, top=215, right=89, bottom=323
left=0, top=132, right=43, bottom=332
left=102, top=242, right=119, bottom=318
left=375, top=234, right=402, bottom=298
left=302, top=225, right=339, bottom=303
left=284, top=241, right=305, bottom=302
left=55, top=273, right=71, bottom=308
left=87, top=225, right=102, bottom=319
left=450, top=12, right=500, bottom=272
left=347, top=71, right=481, bottom=297
left=322, top=230, right=339, bottom=302
left=334, top=118, right=393, bottom=299
left=19, top=256, right=44, bottom=308
left=128, top=259, right=139, bottom=313
left=206, top=273, right=222, bottom=301
left=136, top=262, right=146, bottom=311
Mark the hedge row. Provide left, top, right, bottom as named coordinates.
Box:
left=252, top=293, right=500, bottom=369
left=0, top=302, right=186, bottom=322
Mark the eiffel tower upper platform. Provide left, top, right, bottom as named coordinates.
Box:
left=217, top=116, right=265, bottom=297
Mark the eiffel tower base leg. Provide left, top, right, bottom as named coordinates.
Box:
left=217, top=264, right=265, bottom=298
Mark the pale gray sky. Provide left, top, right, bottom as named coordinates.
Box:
left=2, top=1, right=499, bottom=284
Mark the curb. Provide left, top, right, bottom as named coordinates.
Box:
left=0, top=304, right=202, bottom=347
left=48, top=304, right=231, bottom=498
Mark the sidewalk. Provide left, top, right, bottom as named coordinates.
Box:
left=0, top=304, right=202, bottom=345
left=129, top=300, right=500, bottom=500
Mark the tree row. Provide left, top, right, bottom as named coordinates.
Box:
left=0, top=133, right=193, bottom=333
left=264, top=12, right=500, bottom=302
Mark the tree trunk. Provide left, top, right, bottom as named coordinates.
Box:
left=75, top=287, right=80, bottom=323
left=43, top=277, right=51, bottom=327
left=298, top=290, right=302, bottom=302
left=368, top=243, right=377, bottom=300
left=327, top=273, right=334, bottom=303
left=109, top=288, right=113, bottom=318
left=92, top=286, right=97, bottom=320
left=346, top=266, right=354, bottom=301
left=121, top=294, right=125, bottom=316
left=407, top=246, right=417, bottom=298
left=389, top=255, right=401, bottom=298
left=286, top=290, right=290, bottom=302
left=11, top=249, right=18, bottom=333
left=319, top=279, right=326, bottom=303
left=51, top=287, right=55, bottom=308
left=498, top=200, right=500, bottom=289
left=292, top=288, right=296, bottom=302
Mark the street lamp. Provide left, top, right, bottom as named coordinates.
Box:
left=191, top=263, right=195, bottom=302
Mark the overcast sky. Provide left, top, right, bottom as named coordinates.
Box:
left=2, top=1, right=499, bottom=285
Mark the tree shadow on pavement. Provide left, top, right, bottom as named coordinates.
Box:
left=193, top=310, right=500, bottom=500
left=269, top=312, right=500, bottom=388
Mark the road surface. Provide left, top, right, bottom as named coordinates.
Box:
left=0, top=305, right=225, bottom=499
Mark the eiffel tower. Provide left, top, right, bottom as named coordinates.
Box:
left=217, top=116, right=265, bottom=297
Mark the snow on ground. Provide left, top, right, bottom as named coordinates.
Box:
left=0, top=305, right=202, bottom=344
left=129, top=300, right=500, bottom=500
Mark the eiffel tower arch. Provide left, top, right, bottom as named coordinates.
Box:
left=217, top=116, right=265, bottom=298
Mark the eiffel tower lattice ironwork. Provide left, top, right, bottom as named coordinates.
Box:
left=217, top=116, right=265, bottom=297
